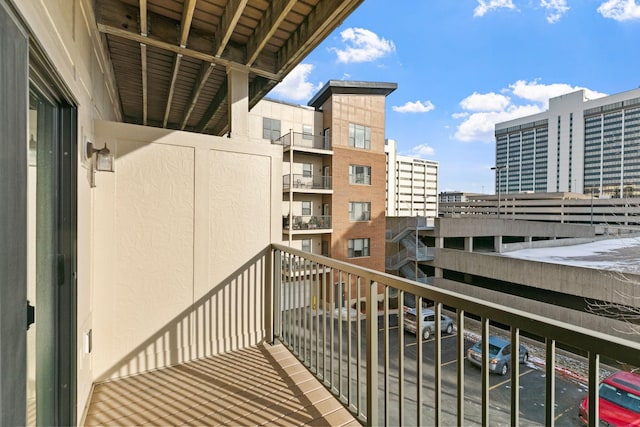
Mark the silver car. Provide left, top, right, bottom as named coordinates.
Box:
left=403, top=308, right=455, bottom=340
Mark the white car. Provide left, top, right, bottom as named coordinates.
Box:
left=403, top=308, right=454, bottom=340
left=332, top=307, right=359, bottom=321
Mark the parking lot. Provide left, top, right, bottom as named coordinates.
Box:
left=396, top=326, right=586, bottom=426
left=309, top=310, right=589, bottom=426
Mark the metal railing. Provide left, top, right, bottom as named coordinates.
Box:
left=287, top=215, right=331, bottom=230
left=385, top=216, right=434, bottom=241
left=439, top=195, right=640, bottom=227
left=275, top=132, right=331, bottom=150
left=270, top=243, right=640, bottom=426
left=385, top=245, right=433, bottom=270
left=283, top=174, right=332, bottom=190
left=398, top=263, right=428, bottom=284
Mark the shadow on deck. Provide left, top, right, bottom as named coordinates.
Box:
left=83, top=344, right=359, bottom=426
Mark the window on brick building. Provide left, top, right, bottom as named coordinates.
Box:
left=348, top=123, right=371, bottom=149
left=348, top=202, right=370, bottom=221
left=348, top=238, right=370, bottom=258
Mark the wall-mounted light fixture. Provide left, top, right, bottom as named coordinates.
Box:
left=86, top=141, right=114, bottom=172
left=86, top=139, right=114, bottom=188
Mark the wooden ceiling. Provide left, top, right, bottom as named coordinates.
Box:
left=95, top=0, right=364, bottom=135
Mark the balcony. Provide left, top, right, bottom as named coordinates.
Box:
left=83, top=244, right=640, bottom=426
left=284, top=215, right=332, bottom=234
left=271, top=244, right=640, bottom=426
left=283, top=174, right=333, bottom=192
left=275, top=132, right=332, bottom=151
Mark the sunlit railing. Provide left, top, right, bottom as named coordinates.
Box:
left=270, top=243, right=640, bottom=426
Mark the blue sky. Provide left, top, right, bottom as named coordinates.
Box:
left=266, top=0, right=640, bottom=193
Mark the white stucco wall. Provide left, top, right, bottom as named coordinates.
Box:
left=249, top=98, right=323, bottom=143
left=93, top=121, right=282, bottom=381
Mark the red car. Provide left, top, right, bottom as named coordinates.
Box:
left=579, top=371, right=640, bottom=426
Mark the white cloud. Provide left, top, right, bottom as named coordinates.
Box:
left=509, top=80, right=607, bottom=107
left=597, top=0, right=640, bottom=21
left=474, top=0, right=516, bottom=17
left=409, top=144, right=436, bottom=158
left=455, top=105, right=545, bottom=143
left=459, top=92, right=511, bottom=112
left=392, top=100, right=435, bottom=113
left=331, top=28, right=395, bottom=63
left=270, top=64, right=323, bottom=102
left=475, top=0, right=571, bottom=22
left=541, top=0, right=569, bottom=23
left=453, top=80, right=608, bottom=143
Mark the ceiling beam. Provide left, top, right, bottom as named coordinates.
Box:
left=160, top=0, right=196, bottom=129
left=276, top=0, right=363, bottom=75
left=141, top=43, right=147, bottom=125
left=139, top=0, right=147, bottom=35
left=181, top=62, right=216, bottom=130
left=249, top=76, right=277, bottom=109
left=98, top=23, right=279, bottom=81
left=215, top=0, right=249, bottom=58
left=246, top=0, right=297, bottom=67
left=163, top=54, right=182, bottom=127
left=179, top=0, right=197, bottom=47
left=139, top=0, right=148, bottom=125
left=196, top=79, right=228, bottom=133
left=211, top=120, right=230, bottom=137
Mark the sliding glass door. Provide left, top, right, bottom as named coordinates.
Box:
left=27, top=81, right=77, bottom=427
left=2, top=2, right=77, bottom=425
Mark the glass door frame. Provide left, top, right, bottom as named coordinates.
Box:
left=29, top=45, right=78, bottom=427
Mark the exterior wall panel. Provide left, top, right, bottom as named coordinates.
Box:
left=93, top=121, right=282, bottom=381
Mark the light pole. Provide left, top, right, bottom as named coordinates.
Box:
left=491, top=165, right=507, bottom=218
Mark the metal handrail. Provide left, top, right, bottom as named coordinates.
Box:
left=289, top=215, right=331, bottom=230
left=270, top=243, right=640, bottom=426
left=275, top=131, right=331, bottom=150
left=385, top=216, right=433, bottom=241
left=283, top=174, right=332, bottom=190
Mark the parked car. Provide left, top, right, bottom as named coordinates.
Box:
left=403, top=307, right=454, bottom=340
left=332, top=307, right=359, bottom=321
left=467, top=335, right=529, bottom=376
left=579, top=370, right=640, bottom=426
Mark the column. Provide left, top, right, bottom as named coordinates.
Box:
left=434, top=236, right=444, bottom=278
left=494, top=235, right=503, bottom=253
left=464, top=236, right=473, bottom=252
left=227, top=63, right=249, bottom=139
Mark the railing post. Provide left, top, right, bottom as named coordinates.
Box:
left=545, top=338, right=556, bottom=427
left=588, top=353, right=600, bottom=427
left=510, top=327, right=520, bottom=426
left=271, top=247, right=280, bottom=342
left=456, top=309, right=465, bottom=426
left=366, top=279, right=378, bottom=426
left=481, top=317, right=489, bottom=426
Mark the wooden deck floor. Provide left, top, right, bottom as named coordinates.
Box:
left=82, top=344, right=360, bottom=426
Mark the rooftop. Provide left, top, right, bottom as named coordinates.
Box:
left=501, top=236, right=640, bottom=274
left=308, top=80, right=397, bottom=109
